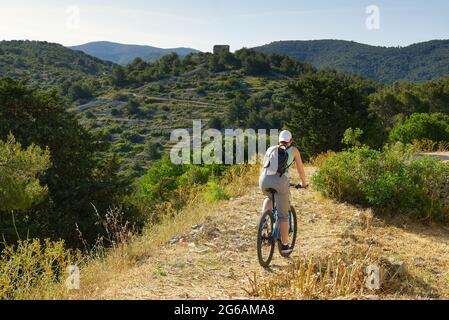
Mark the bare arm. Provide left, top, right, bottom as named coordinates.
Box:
left=293, top=147, right=308, bottom=187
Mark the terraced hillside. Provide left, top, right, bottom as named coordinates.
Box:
left=70, top=71, right=295, bottom=176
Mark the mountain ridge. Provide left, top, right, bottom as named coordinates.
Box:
left=253, top=39, right=449, bottom=83
left=69, top=41, right=200, bottom=65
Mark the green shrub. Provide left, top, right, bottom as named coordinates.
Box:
left=389, top=113, right=449, bottom=145
left=139, top=156, right=186, bottom=204
left=125, top=103, right=140, bottom=115
left=108, top=125, right=123, bottom=134
left=178, top=166, right=211, bottom=186
left=113, top=142, right=133, bottom=153
left=204, top=180, right=229, bottom=203
left=112, top=92, right=129, bottom=102
left=122, top=131, right=144, bottom=143
left=85, top=111, right=96, bottom=119
left=312, top=143, right=449, bottom=222
left=110, top=108, right=122, bottom=116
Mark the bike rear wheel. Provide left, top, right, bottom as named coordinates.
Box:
left=278, top=206, right=298, bottom=257
left=257, top=210, right=275, bottom=268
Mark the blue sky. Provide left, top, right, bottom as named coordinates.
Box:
left=1, top=0, right=448, bottom=51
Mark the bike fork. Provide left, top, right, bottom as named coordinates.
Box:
left=289, top=210, right=292, bottom=233
left=272, top=209, right=279, bottom=240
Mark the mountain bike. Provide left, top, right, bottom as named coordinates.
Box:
left=256, top=183, right=303, bottom=268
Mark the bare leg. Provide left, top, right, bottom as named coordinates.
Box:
left=280, top=221, right=289, bottom=245
left=262, top=197, right=272, bottom=213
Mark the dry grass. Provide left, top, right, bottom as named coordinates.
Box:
left=44, top=163, right=260, bottom=300
left=244, top=246, right=437, bottom=300
left=412, top=139, right=449, bottom=152
left=245, top=252, right=369, bottom=299
left=308, top=151, right=336, bottom=167
left=0, top=239, right=81, bottom=300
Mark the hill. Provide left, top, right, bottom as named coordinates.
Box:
left=69, top=41, right=201, bottom=65
left=69, top=48, right=314, bottom=176
left=0, top=40, right=114, bottom=90
left=253, top=39, right=449, bottom=83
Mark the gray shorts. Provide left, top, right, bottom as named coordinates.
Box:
left=259, top=174, right=290, bottom=221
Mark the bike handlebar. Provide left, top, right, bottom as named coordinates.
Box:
left=289, top=183, right=307, bottom=189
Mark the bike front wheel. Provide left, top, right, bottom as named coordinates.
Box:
left=256, top=210, right=275, bottom=268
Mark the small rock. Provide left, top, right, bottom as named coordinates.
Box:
left=412, top=256, right=425, bottom=262
left=340, top=241, right=352, bottom=247
left=192, top=224, right=203, bottom=230
left=204, top=242, right=216, bottom=248
left=387, top=256, right=406, bottom=277
left=169, top=236, right=181, bottom=245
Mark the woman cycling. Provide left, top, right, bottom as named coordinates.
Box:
left=259, top=130, right=308, bottom=255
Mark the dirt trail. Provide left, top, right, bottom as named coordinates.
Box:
left=423, top=152, right=449, bottom=162
left=94, top=167, right=449, bottom=300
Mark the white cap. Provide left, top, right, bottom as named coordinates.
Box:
left=279, top=130, right=292, bottom=143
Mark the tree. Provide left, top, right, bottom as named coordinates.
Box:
left=235, top=49, right=270, bottom=75
left=389, top=113, right=449, bottom=144
left=139, top=156, right=185, bottom=206
left=144, top=141, right=163, bottom=160
left=287, top=71, right=376, bottom=158
left=0, top=78, right=130, bottom=245
left=225, top=97, right=247, bottom=127
left=208, top=55, right=225, bottom=72
left=126, top=99, right=140, bottom=115
left=158, top=53, right=180, bottom=76
left=68, top=82, right=93, bottom=102
left=218, top=51, right=240, bottom=68
left=111, top=65, right=127, bottom=87
left=0, top=134, right=50, bottom=211
left=207, top=116, right=224, bottom=130
left=342, top=128, right=364, bottom=148
left=368, top=78, right=449, bottom=136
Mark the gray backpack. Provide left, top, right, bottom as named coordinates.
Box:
left=263, top=145, right=291, bottom=176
